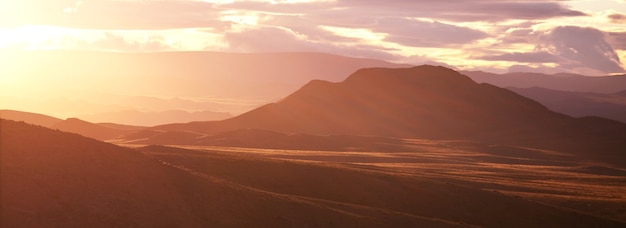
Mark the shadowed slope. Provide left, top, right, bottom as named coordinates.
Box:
left=0, top=119, right=205, bottom=227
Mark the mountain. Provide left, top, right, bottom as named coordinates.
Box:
left=149, top=66, right=626, bottom=165
left=510, top=87, right=626, bottom=123
left=0, top=109, right=62, bottom=127
left=462, top=71, right=626, bottom=93
left=79, top=109, right=233, bottom=126
left=156, top=66, right=570, bottom=139
left=50, top=118, right=129, bottom=140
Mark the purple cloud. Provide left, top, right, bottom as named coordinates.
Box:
left=478, top=52, right=560, bottom=63
left=373, top=17, right=488, bottom=47
left=608, top=13, right=626, bottom=24
left=608, top=32, right=626, bottom=50
left=544, top=26, right=624, bottom=73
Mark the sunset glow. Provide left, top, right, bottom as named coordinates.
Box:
left=0, top=0, right=624, bottom=74
left=1, top=0, right=626, bottom=119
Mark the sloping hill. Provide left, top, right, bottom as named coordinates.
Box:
left=0, top=109, right=62, bottom=127
left=510, top=87, right=626, bottom=123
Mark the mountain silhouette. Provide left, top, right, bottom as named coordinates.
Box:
left=157, top=66, right=569, bottom=139
left=150, top=66, right=626, bottom=165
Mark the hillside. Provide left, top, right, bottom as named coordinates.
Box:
left=6, top=119, right=623, bottom=227
left=0, top=119, right=209, bottom=227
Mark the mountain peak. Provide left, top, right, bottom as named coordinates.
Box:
left=344, top=65, right=474, bottom=88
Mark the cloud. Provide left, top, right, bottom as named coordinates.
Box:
left=330, top=0, right=586, bottom=22
left=93, top=32, right=171, bottom=52
left=608, top=32, right=626, bottom=50
left=478, top=52, right=560, bottom=63
left=223, top=25, right=398, bottom=60
left=542, top=26, right=624, bottom=73
left=373, top=18, right=488, bottom=47
left=1, top=0, right=226, bottom=30
left=608, top=13, right=626, bottom=23
left=1, top=0, right=587, bottom=30
left=476, top=26, right=625, bottom=74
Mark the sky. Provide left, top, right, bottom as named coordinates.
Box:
left=1, top=0, right=626, bottom=75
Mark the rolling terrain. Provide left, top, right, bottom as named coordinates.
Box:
left=2, top=119, right=624, bottom=227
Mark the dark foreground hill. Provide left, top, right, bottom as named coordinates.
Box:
left=150, top=66, right=626, bottom=165
left=2, top=119, right=624, bottom=227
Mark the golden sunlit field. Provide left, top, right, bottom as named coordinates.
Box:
left=138, top=139, right=626, bottom=225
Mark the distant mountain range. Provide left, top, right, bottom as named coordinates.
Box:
left=78, top=109, right=233, bottom=126
left=0, top=110, right=141, bottom=140
left=462, top=71, right=626, bottom=93
left=509, top=87, right=626, bottom=123
left=459, top=71, right=626, bottom=123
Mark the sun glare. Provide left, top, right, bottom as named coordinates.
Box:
left=320, top=25, right=386, bottom=42
left=0, top=25, right=77, bottom=50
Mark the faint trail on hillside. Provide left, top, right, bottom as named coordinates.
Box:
left=157, top=160, right=473, bottom=228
